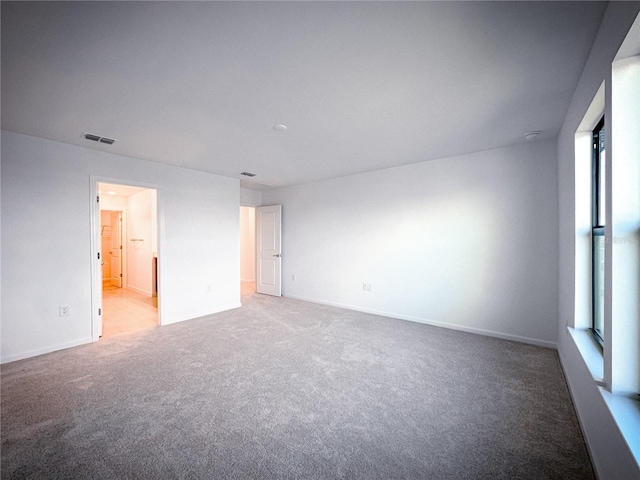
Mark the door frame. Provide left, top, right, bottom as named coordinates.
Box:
left=90, top=175, right=164, bottom=341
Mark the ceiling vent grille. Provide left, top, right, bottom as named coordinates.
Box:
left=84, top=132, right=117, bottom=145
left=241, top=172, right=257, bottom=177
left=84, top=133, right=101, bottom=142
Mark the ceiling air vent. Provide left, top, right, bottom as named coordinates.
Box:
left=241, top=172, right=257, bottom=177
left=83, top=132, right=117, bottom=145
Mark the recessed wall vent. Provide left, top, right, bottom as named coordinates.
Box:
left=241, top=171, right=257, bottom=177
left=83, top=132, right=117, bottom=145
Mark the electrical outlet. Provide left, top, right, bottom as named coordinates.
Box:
left=362, top=283, right=372, bottom=291
left=59, top=305, right=70, bottom=317
left=206, top=285, right=212, bottom=293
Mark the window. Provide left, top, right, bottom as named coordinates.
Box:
left=569, top=15, right=640, bottom=469
left=591, top=116, right=605, bottom=344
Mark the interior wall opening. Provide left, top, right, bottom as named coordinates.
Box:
left=98, top=182, right=159, bottom=337
left=240, top=206, right=256, bottom=298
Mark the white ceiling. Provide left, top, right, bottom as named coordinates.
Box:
left=2, top=1, right=607, bottom=190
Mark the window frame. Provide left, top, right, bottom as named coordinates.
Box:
left=591, top=115, right=605, bottom=345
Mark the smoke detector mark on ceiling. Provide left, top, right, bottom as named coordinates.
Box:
left=83, top=132, right=117, bottom=145
left=524, top=131, right=541, bottom=141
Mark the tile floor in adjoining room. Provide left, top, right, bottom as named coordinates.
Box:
left=103, top=282, right=256, bottom=338
left=241, top=280, right=256, bottom=297
left=102, top=285, right=158, bottom=338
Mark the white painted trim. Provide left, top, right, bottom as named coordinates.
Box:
left=89, top=177, right=102, bottom=340
left=1, top=337, right=94, bottom=364
left=284, top=294, right=557, bottom=349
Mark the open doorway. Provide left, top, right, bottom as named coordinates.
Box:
left=239, top=206, right=256, bottom=298
left=98, top=182, right=158, bottom=337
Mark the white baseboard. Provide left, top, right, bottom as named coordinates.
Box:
left=126, top=285, right=152, bottom=296
left=1, top=337, right=95, bottom=364
left=284, top=294, right=557, bottom=349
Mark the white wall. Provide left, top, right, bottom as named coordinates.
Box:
left=239, top=206, right=256, bottom=282
left=126, top=189, right=154, bottom=295
left=557, top=3, right=640, bottom=479
left=1, top=130, right=241, bottom=363
left=263, top=139, right=559, bottom=346
left=240, top=188, right=262, bottom=207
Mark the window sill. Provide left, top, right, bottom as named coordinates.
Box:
left=599, top=387, right=640, bottom=465
left=568, top=327, right=604, bottom=385
left=568, top=327, right=640, bottom=469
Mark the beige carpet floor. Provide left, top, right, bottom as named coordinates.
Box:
left=1, top=290, right=593, bottom=479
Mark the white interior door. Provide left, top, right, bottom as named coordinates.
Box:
left=256, top=205, right=282, bottom=296
left=110, top=212, right=123, bottom=288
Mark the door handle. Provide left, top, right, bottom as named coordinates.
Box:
left=273, top=254, right=282, bottom=257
